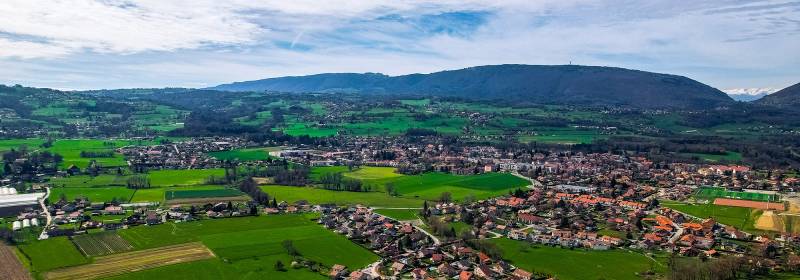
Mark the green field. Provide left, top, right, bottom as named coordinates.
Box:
left=0, top=138, right=161, bottom=169
left=209, top=148, right=273, bottom=161
left=260, top=185, right=424, bottom=208
left=374, top=209, right=421, bottom=221
left=694, top=187, right=777, bottom=202
left=492, top=239, right=661, bottom=280
left=50, top=186, right=135, bottom=202
left=311, top=166, right=529, bottom=202
left=49, top=169, right=228, bottom=203
left=108, top=215, right=377, bottom=279
left=148, top=169, right=226, bottom=187
left=680, top=152, right=743, bottom=162
left=661, top=201, right=760, bottom=232
left=17, top=236, right=89, bottom=274
left=166, top=188, right=245, bottom=200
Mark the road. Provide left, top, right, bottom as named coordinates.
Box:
left=413, top=225, right=441, bottom=245
left=511, top=172, right=542, bottom=189
left=38, top=187, right=52, bottom=240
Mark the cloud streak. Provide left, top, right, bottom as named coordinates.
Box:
left=0, top=0, right=797, bottom=90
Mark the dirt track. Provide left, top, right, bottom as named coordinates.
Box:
left=0, top=244, right=32, bottom=280
left=45, top=242, right=214, bottom=280
left=754, top=210, right=784, bottom=232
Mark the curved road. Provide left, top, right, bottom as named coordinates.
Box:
left=38, top=187, right=52, bottom=240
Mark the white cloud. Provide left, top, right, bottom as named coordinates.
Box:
left=0, top=0, right=797, bottom=89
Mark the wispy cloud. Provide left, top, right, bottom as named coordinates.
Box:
left=0, top=0, right=797, bottom=90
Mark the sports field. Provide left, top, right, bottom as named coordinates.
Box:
left=695, top=187, right=777, bottom=202
left=491, top=238, right=661, bottom=280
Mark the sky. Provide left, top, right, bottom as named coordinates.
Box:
left=0, top=0, right=798, bottom=91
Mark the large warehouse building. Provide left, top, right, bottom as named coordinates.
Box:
left=0, top=188, right=44, bottom=216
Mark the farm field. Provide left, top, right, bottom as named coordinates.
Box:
left=310, top=166, right=529, bottom=202
left=71, top=232, right=133, bottom=256
left=50, top=186, right=134, bottom=202
left=209, top=148, right=273, bottom=161
left=111, top=215, right=376, bottom=279
left=17, top=237, right=89, bottom=274
left=148, top=169, right=225, bottom=187
left=518, top=129, right=609, bottom=144
left=260, top=185, right=423, bottom=208
left=491, top=238, right=660, bottom=280
left=374, top=209, right=421, bottom=221
left=44, top=242, right=215, bottom=280
left=166, top=188, right=245, bottom=200
left=0, top=244, right=31, bottom=280
left=694, top=187, right=777, bottom=202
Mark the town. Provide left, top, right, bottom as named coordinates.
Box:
left=1, top=134, right=799, bottom=280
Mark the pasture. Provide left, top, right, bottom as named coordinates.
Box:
left=209, top=148, right=273, bottom=161
left=260, top=185, right=423, bottom=208
left=17, top=237, right=89, bottom=273
left=166, top=188, right=245, bottom=200
left=50, top=186, right=134, bottom=203
left=492, top=238, right=661, bottom=280
left=694, top=187, right=777, bottom=202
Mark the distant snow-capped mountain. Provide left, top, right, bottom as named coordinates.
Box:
left=723, top=88, right=778, bottom=102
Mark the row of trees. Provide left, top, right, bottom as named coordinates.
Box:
left=318, top=172, right=373, bottom=192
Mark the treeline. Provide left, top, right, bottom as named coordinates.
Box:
left=238, top=177, right=272, bottom=206
left=126, top=175, right=151, bottom=189
left=79, top=150, right=115, bottom=158
left=318, top=172, right=372, bottom=192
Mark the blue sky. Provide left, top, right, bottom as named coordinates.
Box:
left=0, top=0, right=797, bottom=91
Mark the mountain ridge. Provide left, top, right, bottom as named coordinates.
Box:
left=756, top=82, right=800, bottom=107
left=209, top=64, right=734, bottom=109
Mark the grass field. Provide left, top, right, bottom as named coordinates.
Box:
left=17, top=237, right=89, bottom=273
left=45, top=242, right=215, bottom=280
left=209, top=148, right=273, bottom=161
left=148, top=169, right=225, bottom=187
left=166, top=188, right=245, bottom=200
left=492, top=239, right=661, bottom=280
left=661, top=201, right=761, bottom=232
left=260, top=185, right=424, bottom=208
left=50, top=186, right=135, bottom=203
left=694, top=187, right=777, bottom=202
left=374, top=209, right=421, bottom=221
left=310, top=166, right=529, bottom=202
left=680, top=152, right=743, bottom=162
left=49, top=169, right=228, bottom=203
left=110, top=215, right=376, bottom=279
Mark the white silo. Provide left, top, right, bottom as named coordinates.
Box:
left=12, top=221, right=21, bottom=230
left=22, top=219, right=30, bottom=228
left=31, top=218, right=39, bottom=226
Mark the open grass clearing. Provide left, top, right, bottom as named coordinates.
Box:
left=260, top=185, right=423, bottom=208
left=17, top=237, right=89, bottom=274
left=492, top=238, right=661, bottom=280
